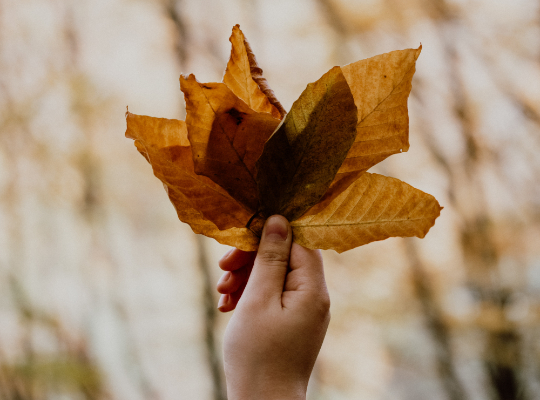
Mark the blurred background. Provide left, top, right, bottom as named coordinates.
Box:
left=1, top=0, right=540, bottom=399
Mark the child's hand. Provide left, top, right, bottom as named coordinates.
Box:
left=217, top=215, right=331, bottom=400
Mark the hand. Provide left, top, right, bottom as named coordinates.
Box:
left=216, top=215, right=331, bottom=400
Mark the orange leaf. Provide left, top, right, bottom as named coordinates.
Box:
left=223, top=24, right=285, bottom=120
left=125, top=113, right=255, bottom=242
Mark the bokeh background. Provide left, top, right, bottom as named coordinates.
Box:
left=1, top=0, right=540, bottom=399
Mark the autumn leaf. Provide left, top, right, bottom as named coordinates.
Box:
left=223, top=24, right=285, bottom=120
left=125, top=25, right=441, bottom=253
left=180, top=74, right=280, bottom=213
left=255, top=66, right=358, bottom=224
left=166, top=184, right=258, bottom=251
left=304, top=46, right=423, bottom=215
left=340, top=47, right=420, bottom=174
left=291, top=173, right=442, bottom=253
left=125, top=112, right=258, bottom=251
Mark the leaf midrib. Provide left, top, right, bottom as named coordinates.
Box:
left=292, top=215, right=435, bottom=227
left=200, top=84, right=257, bottom=185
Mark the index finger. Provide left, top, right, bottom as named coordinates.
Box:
left=219, top=248, right=256, bottom=271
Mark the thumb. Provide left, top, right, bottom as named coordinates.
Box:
left=242, top=215, right=292, bottom=302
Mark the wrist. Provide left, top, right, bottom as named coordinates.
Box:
left=227, top=388, right=306, bottom=400
left=225, top=373, right=307, bottom=400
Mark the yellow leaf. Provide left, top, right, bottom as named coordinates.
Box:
left=291, top=172, right=442, bottom=253
left=308, top=47, right=423, bottom=212
left=340, top=46, right=421, bottom=173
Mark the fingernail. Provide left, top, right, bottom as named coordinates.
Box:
left=264, top=215, right=288, bottom=241
left=218, top=294, right=229, bottom=310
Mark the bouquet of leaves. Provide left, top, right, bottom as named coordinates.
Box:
left=125, top=25, right=441, bottom=253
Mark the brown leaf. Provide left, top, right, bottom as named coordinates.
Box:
left=255, top=66, right=358, bottom=225
left=291, top=172, right=442, bottom=253
left=125, top=112, right=255, bottom=242
left=304, top=47, right=423, bottom=215
left=223, top=24, right=285, bottom=120
left=180, top=74, right=280, bottom=213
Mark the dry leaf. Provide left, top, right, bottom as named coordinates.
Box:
left=166, top=185, right=259, bottom=251
left=180, top=74, right=280, bottom=213
left=304, top=46, right=423, bottom=215
left=340, top=46, right=421, bottom=174
left=255, top=66, right=358, bottom=224
left=224, top=24, right=285, bottom=120
left=125, top=25, right=441, bottom=253
left=125, top=112, right=258, bottom=250
left=291, top=173, right=442, bottom=253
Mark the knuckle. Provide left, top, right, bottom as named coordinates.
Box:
left=320, top=295, right=331, bottom=315
left=257, top=248, right=289, bottom=266
left=299, top=291, right=331, bottom=320
left=313, top=292, right=331, bottom=319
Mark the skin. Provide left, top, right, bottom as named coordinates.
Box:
left=216, top=215, right=331, bottom=400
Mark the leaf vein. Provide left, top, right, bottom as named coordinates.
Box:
left=293, top=216, right=434, bottom=228
left=353, top=132, right=406, bottom=144
left=356, top=62, right=416, bottom=125
left=200, top=85, right=256, bottom=183
left=354, top=175, right=386, bottom=223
